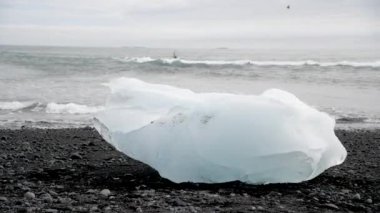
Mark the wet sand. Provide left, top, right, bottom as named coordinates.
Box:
left=0, top=128, right=379, bottom=212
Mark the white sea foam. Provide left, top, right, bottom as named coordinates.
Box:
left=120, top=57, right=380, bottom=67
left=95, top=78, right=347, bottom=184
left=123, top=57, right=157, bottom=63
left=0, top=101, right=36, bottom=111
left=46, top=103, right=104, bottom=114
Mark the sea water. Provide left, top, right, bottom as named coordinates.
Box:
left=0, top=45, right=379, bottom=129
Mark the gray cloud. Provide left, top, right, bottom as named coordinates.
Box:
left=0, top=0, right=378, bottom=48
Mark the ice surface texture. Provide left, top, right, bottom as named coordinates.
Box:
left=95, top=78, right=347, bottom=184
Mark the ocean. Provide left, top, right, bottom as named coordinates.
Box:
left=0, top=45, right=379, bottom=129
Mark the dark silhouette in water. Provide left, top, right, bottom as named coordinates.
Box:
left=287, top=5, right=290, bottom=9
left=173, top=51, right=177, bottom=59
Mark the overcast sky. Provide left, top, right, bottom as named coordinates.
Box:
left=0, top=0, right=379, bottom=48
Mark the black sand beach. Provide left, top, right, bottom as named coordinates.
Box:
left=0, top=128, right=379, bottom=212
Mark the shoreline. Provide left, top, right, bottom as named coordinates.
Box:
left=1, top=122, right=380, bottom=131
left=0, top=128, right=379, bottom=212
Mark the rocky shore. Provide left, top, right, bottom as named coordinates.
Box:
left=0, top=128, right=379, bottom=212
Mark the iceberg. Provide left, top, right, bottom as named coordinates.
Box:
left=95, top=78, right=347, bottom=184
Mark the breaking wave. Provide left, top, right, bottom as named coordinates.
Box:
left=117, top=57, right=380, bottom=68
left=45, top=103, right=104, bottom=114
left=0, top=101, right=104, bottom=114
left=0, top=101, right=38, bottom=111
